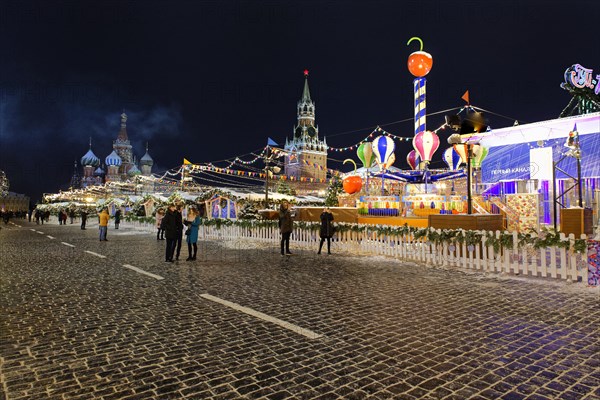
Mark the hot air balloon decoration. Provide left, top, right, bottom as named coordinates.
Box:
left=470, top=145, right=489, bottom=169
left=372, top=136, right=395, bottom=170
left=384, top=153, right=396, bottom=169
left=406, top=150, right=421, bottom=170
left=357, top=142, right=375, bottom=168
left=342, top=159, right=363, bottom=194
left=412, top=130, right=440, bottom=167
left=443, top=147, right=462, bottom=170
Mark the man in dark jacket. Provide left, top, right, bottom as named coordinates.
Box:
left=278, top=201, right=293, bottom=255
left=80, top=210, right=87, bottom=229
left=161, top=204, right=182, bottom=262
left=174, top=205, right=184, bottom=261
left=318, top=207, right=334, bottom=255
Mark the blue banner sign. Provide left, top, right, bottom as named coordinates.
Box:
left=482, top=134, right=600, bottom=182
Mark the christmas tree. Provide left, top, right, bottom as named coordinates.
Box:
left=325, top=173, right=343, bottom=207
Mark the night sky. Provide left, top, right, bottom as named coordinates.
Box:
left=1, top=0, right=599, bottom=204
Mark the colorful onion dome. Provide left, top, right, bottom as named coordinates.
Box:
left=105, top=150, right=122, bottom=166
left=94, top=166, right=105, bottom=176
left=128, top=164, right=142, bottom=176
left=81, top=149, right=100, bottom=167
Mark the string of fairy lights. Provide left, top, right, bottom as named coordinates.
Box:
left=50, top=104, right=530, bottom=201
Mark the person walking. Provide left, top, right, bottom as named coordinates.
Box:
left=318, top=207, right=335, bottom=255
left=184, top=207, right=201, bottom=261
left=80, top=210, right=88, bottom=229
left=174, top=205, right=184, bottom=261
left=114, top=209, right=121, bottom=229
left=69, top=209, right=75, bottom=224
left=35, top=209, right=40, bottom=225
left=155, top=208, right=165, bottom=240
left=161, top=203, right=181, bottom=262
left=278, top=201, right=293, bottom=255
left=98, top=207, right=110, bottom=241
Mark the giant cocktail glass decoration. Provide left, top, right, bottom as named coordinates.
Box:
left=412, top=130, right=440, bottom=167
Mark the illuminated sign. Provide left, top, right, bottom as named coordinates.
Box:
left=564, top=64, right=600, bottom=95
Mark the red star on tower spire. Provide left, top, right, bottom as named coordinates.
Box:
left=303, top=69, right=309, bottom=77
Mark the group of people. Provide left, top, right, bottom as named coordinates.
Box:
left=46, top=200, right=335, bottom=259
left=155, top=204, right=201, bottom=262
left=278, top=201, right=335, bottom=255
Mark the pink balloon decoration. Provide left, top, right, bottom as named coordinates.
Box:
left=406, top=150, right=420, bottom=170
left=412, top=130, right=440, bottom=163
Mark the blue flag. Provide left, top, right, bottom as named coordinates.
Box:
left=267, top=137, right=278, bottom=146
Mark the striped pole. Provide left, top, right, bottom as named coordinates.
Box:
left=414, top=77, right=426, bottom=135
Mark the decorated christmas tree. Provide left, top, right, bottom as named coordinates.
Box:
left=325, top=173, right=343, bottom=207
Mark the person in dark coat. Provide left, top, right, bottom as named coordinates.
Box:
left=80, top=210, right=87, bottom=229
left=174, top=205, right=184, bottom=261
left=114, top=209, right=121, bottom=229
left=318, top=207, right=335, bottom=255
left=184, top=207, right=201, bottom=261
left=278, top=201, right=293, bottom=255
left=161, top=204, right=182, bottom=262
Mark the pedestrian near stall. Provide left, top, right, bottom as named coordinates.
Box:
left=114, top=209, right=121, bottom=229
left=69, top=209, right=75, bottom=224
left=278, top=201, right=294, bottom=255
left=185, top=207, right=201, bottom=261
left=318, top=207, right=335, bottom=255
left=161, top=203, right=182, bottom=262
left=80, top=210, right=87, bottom=230
left=174, top=205, right=184, bottom=261
left=155, top=208, right=165, bottom=240
left=98, top=208, right=110, bottom=241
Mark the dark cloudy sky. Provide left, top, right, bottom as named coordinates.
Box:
left=1, top=0, right=598, bottom=203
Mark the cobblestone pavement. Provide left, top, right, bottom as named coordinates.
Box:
left=1, top=220, right=599, bottom=400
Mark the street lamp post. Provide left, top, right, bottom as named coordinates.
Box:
left=265, top=152, right=270, bottom=207
left=466, top=144, right=473, bottom=215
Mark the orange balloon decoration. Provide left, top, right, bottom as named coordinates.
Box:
left=407, top=37, right=433, bottom=77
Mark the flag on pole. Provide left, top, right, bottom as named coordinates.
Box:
left=461, top=90, right=470, bottom=104
left=183, top=158, right=192, bottom=165
left=267, top=137, right=278, bottom=146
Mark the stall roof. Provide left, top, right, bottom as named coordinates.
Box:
left=467, top=112, right=599, bottom=148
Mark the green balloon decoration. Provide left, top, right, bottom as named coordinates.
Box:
left=470, top=145, right=489, bottom=169
left=357, top=142, right=376, bottom=168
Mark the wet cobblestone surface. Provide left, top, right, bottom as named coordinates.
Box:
left=1, top=220, right=599, bottom=399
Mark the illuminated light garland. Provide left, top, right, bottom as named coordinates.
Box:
left=327, top=109, right=477, bottom=153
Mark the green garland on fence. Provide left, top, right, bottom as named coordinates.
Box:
left=121, top=216, right=589, bottom=254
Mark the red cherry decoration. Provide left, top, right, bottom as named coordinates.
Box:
left=407, top=37, right=433, bottom=77
left=343, top=175, right=363, bottom=194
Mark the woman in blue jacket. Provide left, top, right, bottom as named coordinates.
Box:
left=185, top=207, right=201, bottom=261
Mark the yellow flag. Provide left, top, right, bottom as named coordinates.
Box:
left=183, top=158, right=192, bottom=165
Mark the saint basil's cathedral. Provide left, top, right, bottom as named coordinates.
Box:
left=72, top=113, right=154, bottom=189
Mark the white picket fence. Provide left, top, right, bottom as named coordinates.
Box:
left=122, top=221, right=590, bottom=284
